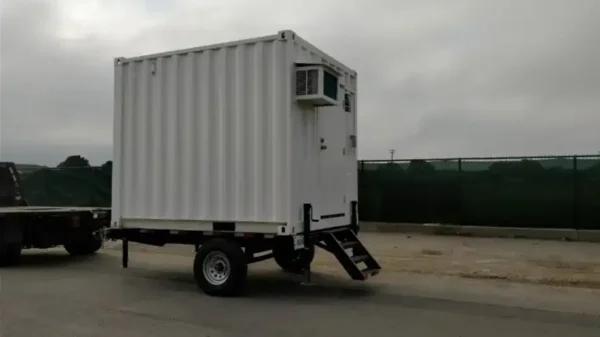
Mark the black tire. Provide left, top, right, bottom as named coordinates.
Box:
left=0, top=223, right=22, bottom=267
left=0, top=248, right=8, bottom=267
left=6, top=243, right=22, bottom=264
left=83, top=235, right=103, bottom=253
left=0, top=243, right=22, bottom=267
left=273, top=243, right=315, bottom=274
left=193, top=239, right=247, bottom=297
left=64, top=233, right=103, bottom=256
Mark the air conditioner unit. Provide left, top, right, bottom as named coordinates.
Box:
left=295, top=64, right=339, bottom=106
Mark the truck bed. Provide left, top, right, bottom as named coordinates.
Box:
left=0, top=206, right=110, bottom=215
left=0, top=206, right=111, bottom=264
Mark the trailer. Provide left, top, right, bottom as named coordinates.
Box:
left=107, top=29, right=381, bottom=296
left=0, top=162, right=110, bottom=266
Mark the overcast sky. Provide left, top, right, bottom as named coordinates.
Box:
left=1, top=0, right=599, bottom=166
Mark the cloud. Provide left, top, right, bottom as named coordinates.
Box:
left=1, top=0, right=599, bottom=165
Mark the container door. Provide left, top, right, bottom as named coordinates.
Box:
left=315, top=104, right=348, bottom=230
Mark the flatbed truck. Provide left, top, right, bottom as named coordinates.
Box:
left=0, top=162, right=110, bottom=266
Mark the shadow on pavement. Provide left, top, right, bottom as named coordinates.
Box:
left=118, top=264, right=377, bottom=300
left=244, top=270, right=377, bottom=300
left=11, top=250, right=101, bottom=268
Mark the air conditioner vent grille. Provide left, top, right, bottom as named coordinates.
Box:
left=295, top=70, right=307, bottom=96
left=294, top=64, right=339, bottom=107
left=307, top=69, right=318, bottom=95
left=295, top=69, right=319, bottom=96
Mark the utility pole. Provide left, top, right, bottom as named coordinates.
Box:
left=389, top=149, right=395, bottom=162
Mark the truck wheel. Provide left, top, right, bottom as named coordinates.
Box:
left=64, top=234, right=103, bottom=256
left=273, top=244, right=315, bottom=274
left=6, top=243, right=22, bottom=264
left=83, top=235, right=103, bottom=253
left=193, top=239, right=247, bottom=297
left=0, top=223, right=23, bottom=267
left=0, top=248, right=8, bottom=267
left=0, top=243, right=22, bottom=267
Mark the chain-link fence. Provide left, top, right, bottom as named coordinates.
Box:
left=15, top=155, right=600, bottom=229
left=358, top=155, right=600, bottom=229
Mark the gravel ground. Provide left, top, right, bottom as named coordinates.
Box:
left=344, top=232, right=600, bottom=288
left=105, top=232, right=600, bottom=289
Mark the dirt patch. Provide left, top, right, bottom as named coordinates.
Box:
left=527, top=258, right=597, bottom=272
left=460, top=272, right=600, bottom=289
left=420, top=248, right=444, bottom=256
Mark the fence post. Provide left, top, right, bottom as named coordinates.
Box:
left=458, top=158, right=463, bottom=225
left=358, top=160, right=366, bottom=221
left=573, top=155, right=578, bottom=230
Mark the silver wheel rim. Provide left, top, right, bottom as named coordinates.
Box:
left=202, top=251, right=231, bottom=286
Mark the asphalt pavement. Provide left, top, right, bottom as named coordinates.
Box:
left=1, top=246, right=599, bottom=337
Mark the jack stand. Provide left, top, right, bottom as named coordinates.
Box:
left=122, top=239, right=129, bottom=268
left=300, top=264, right=314, bottom=286
left=300, top=203, right=315, bottom=286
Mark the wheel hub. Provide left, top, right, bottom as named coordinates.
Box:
left=203, top=251, right=231, bottom=286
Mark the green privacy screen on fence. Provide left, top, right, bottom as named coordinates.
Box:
left=358, top=155, right=600, bottom=229
left=20, top=166, right=112, bottom=208
left=17, top=155, right=600, bottom=229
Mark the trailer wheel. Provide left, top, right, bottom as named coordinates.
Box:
left=193, top=239, right=247, bottom=296
left=273, top=244, right=315, bottom=274
left=64, top=233, right=103, bottom=256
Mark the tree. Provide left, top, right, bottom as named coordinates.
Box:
left=101, top=160, right=113, bottom=172
left=58, top=155, right=90, bottom=168
left=489, top=159, right=544, bottom=176
left=406, top=159, right=436, bottom=174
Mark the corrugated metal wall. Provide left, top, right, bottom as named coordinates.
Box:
left=113, top=37, right=291, bottom=224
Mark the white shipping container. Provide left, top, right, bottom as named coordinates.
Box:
left=112, top=30, right=358, bottom=236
